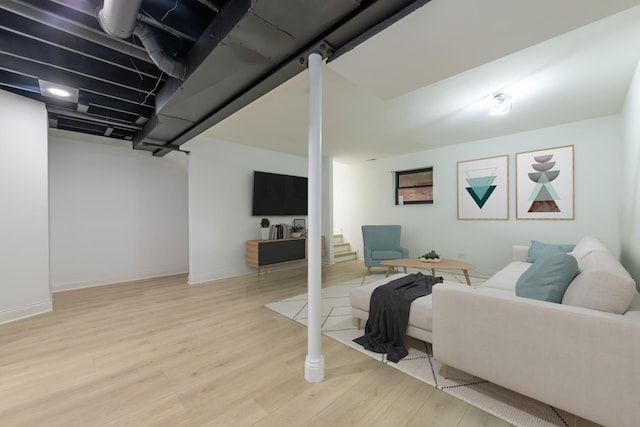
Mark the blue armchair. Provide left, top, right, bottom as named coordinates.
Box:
left=362, top=225, right=409, bottom=274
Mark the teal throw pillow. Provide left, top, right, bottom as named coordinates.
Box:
left=527, top=240, right=576, bottom=263
left=516, top=253, right=579, bottom=303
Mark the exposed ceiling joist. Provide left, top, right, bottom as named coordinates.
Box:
left=0, top=0, right=432, bottom=155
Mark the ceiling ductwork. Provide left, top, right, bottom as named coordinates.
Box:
left=96, top=0, right=186, bottom=80
left=0, top=0, right=432, bottom=156
left=135, top=0, right=434, bottom=156
left=96, top=0, right=141, bottom=39
left=132, top=23, right=186, bottom=80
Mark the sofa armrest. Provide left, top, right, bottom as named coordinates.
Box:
left=432, top=286, right=640, bottom=427
left=512, top=245, right=529, bottom=262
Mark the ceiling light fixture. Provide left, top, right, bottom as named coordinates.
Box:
left=489, top=92, right=512, bottom=116
left=47, top=87, right=71, bottom=97
left=38, top=79, right=79, bottom=102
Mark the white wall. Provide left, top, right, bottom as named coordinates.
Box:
left=335, top=115, right=622, bottom=276
left=0, top=90, right=51, bottom=323
left=621, top=58, right=640, bottom=290
left=49, top=131, right=188, bottom=291
left=185, top=136, right=333, bottom=284
left=322, top=158, right=335, bottom=264
left=333, top=160, right=364, bottom=257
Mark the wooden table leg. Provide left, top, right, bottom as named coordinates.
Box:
left=385, top=266, right=392, bottom=277
left=431, top=268, right=436, bottom=277
left=463, top=269, right=471, bottom=286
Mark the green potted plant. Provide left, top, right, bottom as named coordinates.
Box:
left=260, top=218, right=270, bottom=240
left=290, top=224, right=305, bottom=238
left=418, top=250, right=440, bottom=262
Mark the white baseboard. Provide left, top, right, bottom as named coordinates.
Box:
left=0, top=301, right=52, bottom=325
left=52, top=270, right=188, bottom=293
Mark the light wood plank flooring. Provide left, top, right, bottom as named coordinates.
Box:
left=0, top=261, right=589, bottom=426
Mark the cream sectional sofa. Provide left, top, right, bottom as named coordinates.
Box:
left=433, top=236, right=640, bottom=427
left=350, top=273, right=467, bottom=343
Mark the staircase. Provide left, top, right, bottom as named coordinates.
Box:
left=333, top=234, right=357, bottom=263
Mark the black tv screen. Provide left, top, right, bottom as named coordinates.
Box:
left=252, top=171, right=308, bottom=216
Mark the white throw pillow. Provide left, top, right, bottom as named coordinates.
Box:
left=562, top=251, right=636, bottom=314
left=569, top=235, right=609, bottom=265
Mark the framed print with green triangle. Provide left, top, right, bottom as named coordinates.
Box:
left=457, top=155, right=509, bottom=220
left=516, top=145, right=574, bottom=220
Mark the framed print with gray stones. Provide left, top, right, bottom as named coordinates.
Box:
left=516, top=145, right=574, bottom=220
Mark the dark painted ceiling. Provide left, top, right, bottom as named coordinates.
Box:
left=0, top=0, right=430, bottom=156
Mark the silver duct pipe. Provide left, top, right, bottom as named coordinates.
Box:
left=97, top=0, right=186, bottom=80
left=97, top=0, right=142, bottom=38
left=133, top=22, right=187, bottom=80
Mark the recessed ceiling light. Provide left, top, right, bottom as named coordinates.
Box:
left=38, top=79, right=79, bottom=102
left=47, top=87, right=71, bottom=97
left=489, top=92, right=512, bottom=116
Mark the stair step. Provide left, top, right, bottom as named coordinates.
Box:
left=334, top=242, right=351, bottom=253
left=333, top=234, right=344, bottom=243
left=335, top=250, right=357, bottom=262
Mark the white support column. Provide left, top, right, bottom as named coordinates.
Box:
left=305, top=51, right=324, bottom=383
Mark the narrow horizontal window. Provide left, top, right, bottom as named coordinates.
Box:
left=395, top=167, right=433, bottom=205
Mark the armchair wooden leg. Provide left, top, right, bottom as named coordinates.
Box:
left=442, top=364, right=449, bottom=379
left=356, top=318, right=361, bottom=330
left=366, top=266, right=371, bottom=275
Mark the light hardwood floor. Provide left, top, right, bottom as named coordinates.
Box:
left=0, top=261, right=586, bottom=426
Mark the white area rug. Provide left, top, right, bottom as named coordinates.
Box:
left=266, top=272, right=577, bottom=427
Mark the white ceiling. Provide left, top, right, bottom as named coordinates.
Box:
left=201, top=0, right=640, bottom=164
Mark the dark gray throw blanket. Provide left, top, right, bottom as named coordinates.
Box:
left=353, top=272, right=443, bottom=363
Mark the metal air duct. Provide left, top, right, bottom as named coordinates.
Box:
left=96, top=0, right=142, bottom=38
left=96, top=0, right=186, bottom=80
left=133, top=22, right=186, bottom=80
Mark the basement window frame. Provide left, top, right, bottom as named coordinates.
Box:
left=394, top=167, right=433, bottom=205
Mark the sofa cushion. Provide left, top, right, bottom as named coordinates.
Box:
left=526, top=240, right=575, bottom=262
left=516, top=253, right=579, bottom=303
left=479, top=261, right=531, bottom=291
left=562, top=250, right=636, bottom=314
left=408, top=294, right=433, bottom=332
left=624, top=292, right=640, bottom=323
left=350, top=275, right=465, bottom=336
left=569, top=235, right=610, bottom=264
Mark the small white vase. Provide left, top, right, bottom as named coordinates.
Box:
left=291, top=232, right=302, bottom=238
left=260, top=228, right=270, bottom=240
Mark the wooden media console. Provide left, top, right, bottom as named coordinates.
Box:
left=245, top=236, right=325, bottom=277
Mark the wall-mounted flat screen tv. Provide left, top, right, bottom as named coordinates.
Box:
left=252, top=171, right=308, bottom=216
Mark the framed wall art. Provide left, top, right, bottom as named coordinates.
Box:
left=457, top=155, right=509, bottom=220
left=516, top=145, right=574, bottom=220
